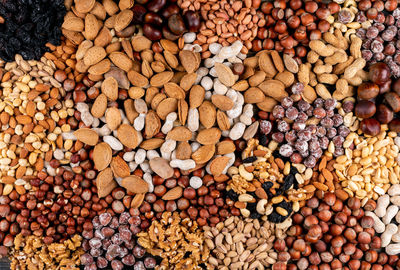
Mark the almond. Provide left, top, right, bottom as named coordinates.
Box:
left=161, top=39, right=179, bottom=54
left=270, top=50, right=284, bottom=72
left=110, top=156, right=130, bottom=178
left=215, top=63, right=235, bottom=87
left=88, top=59, right=111, bottom=75
left=258, top=80, right=288, bottom=101
left=105, top=67, right=130, bottom=89
left=102, top=0, right=119, bottom=16
left=62, top=17, right=84, bottom=32
left=117, top=124, right=140, bottom=149
left=216, top=141, right=236, bottom=155
left=119, top=0, right=134, bottom=10
left=231, top=80, right=249, bottom=91
left=178, top=99, right=188, bottom=126
left=131, top=36, right=152, bottom=52
left=75, top=0, right=95, bottom=13
left=156, top=97, right=178, bottom=120
left=162, top=186, right=183, bottom=200
left=216, top=110, right=230, bottom=131
left=211, top=95, right=234, bottom=111
left=164, top=82, right=185, bottom=99
left=179, top=50, right=199, bottom=73
left=93, top=142, right=112, bottom=171
left=74, top=128, right=99, bottom=146
left=91, top=93, right=108, bottom=118
left=83, top=46, right=106, bottom=66
left=26, top=101, right=35, bottom=117
left=144, top=110, right=161, bottom=139
left=84, top=14, right=100, bottom=40
left=96, top=168, right=117, bottom=198
left=259, top=52, right=277, bottom=78
left=128, top=70, right=149, bottom=87
left=114, top=9, right=133, bottom=32
left=196, top=128, right=221, bottom=145
left=302, top=85, right=317, bottom=103
left=151, top=93, right=166, bottom=110
left=167, top=126, right=192, bottom=141
left=94, top=27, right=112, bottom=47
left=256, top=97, right=277, bottom=112
left=244, top=87, right=265, bottom=103
left=180, top=73, right=197, bottom=91
left=131, top=193, right=145, bottom=208
left=16, top=115, right=31, bottom=125
left=199, top=101, right=216, bottom=129
left=101, top=76, right=118, bottom=101
left=164, top=50, right=179, bottom=69
left=209, top=156, right=230, bottom=177
left=191, top=145, right=215, bottom=164
left=149, top=157, right=174, bottom=179
left=109, top=52, right=133, bottom=72
left=91, top=2, right=107, bottom=20
left=140, top=138, right=164, bottom=150
left=124, top=99, right=139, bottom=124
left=141, top=60, right=153, bottom=78
left=62, top=29, right=84, bottom=45
left=283, top=54, right=299, bottom=73
left=275, top=71, right=295, bottom=88
left=105, top=107, right=121, bottom=130
left=189, top=85, right=205, bottom=108
left=150, top=71, right=174, bottom=87
left=176, top=142, right=192, bottom=160
left=248, top=71, right=266, bottom=87
left=121, top=175, right=149, bottom=194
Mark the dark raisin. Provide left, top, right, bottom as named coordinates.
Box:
left=242, top=156, right=257, bottom=163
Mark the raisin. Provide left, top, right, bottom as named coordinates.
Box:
left=259, top=134, right=268, bottom=146
left=243, top=156, right=257, bottom=163
left=282, top=174, right=295, bottom=191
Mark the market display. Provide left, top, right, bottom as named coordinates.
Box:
left=3, top=0, right=400, bottom=269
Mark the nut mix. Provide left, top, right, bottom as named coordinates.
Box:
left=3, top=0, right=400, bottom=269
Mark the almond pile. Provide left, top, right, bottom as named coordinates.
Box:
left=62, top=0, right=140, bottom=83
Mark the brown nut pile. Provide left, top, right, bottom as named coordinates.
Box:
left=273, top=193, right=390, bottom=270
left=137, top=211, right=209, bottom=269
left=10, top=234, right=83, bottom=270
left=204, top=216, right=287, bottom=269
left=0, top=55, right=75, bottom=194
left=62, top=0, right=142, bottom=83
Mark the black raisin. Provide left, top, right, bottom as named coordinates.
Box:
left=242, top=156, right=257, bottom=163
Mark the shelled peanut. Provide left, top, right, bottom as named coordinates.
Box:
left=334, top=129, right=400, bottom=200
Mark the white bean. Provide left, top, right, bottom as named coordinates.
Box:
left=229, top=122, right=246, bottom=140
left=183, top=32, right=196, bottom=43
left=214, top=79, right=228, bottom=95
left=140, top=161, right=152, bottom=173
left=201, top=76, right=213, bottom=91
left=134, top=114, right=145, bottom=131
left=190, top=176, right=203, bottom=189
left=128, top=161, right=138, bottom=172
left=146, top=150, right=160, bottom=160
left=209, top=43, right=222, bottom=55
left=187, top=108, right=199, bottom=132
left=170, top=159, right=196, bottom=170
left=143, top=172, right=154, bottom=193
left=161, top=139, right=176, bottom=154
left=123, top=151, right=135, bottom=162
